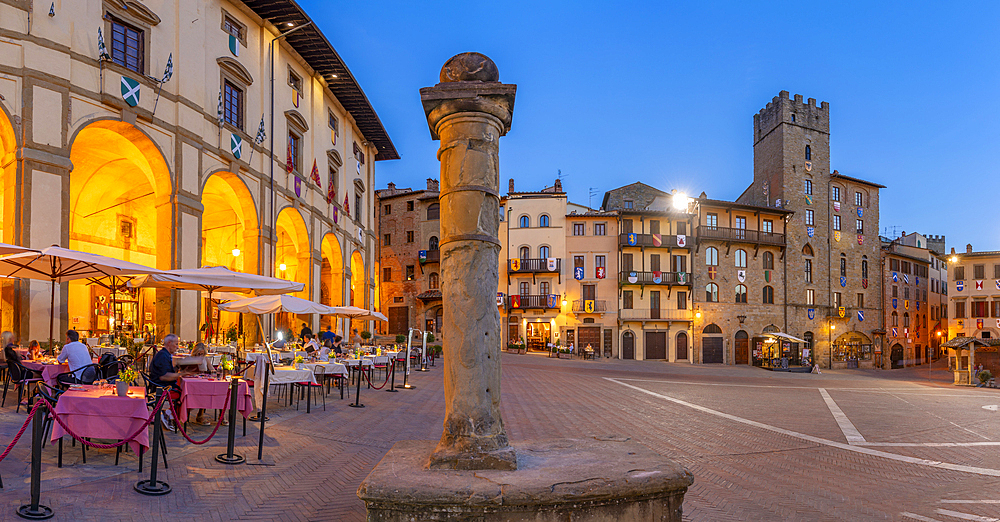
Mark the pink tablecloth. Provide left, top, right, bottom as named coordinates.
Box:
left=177, top=378, right=252, bottom=423
left=22, top=361, right=70, bottom=387
left=50, top=385, right=150, bottom=454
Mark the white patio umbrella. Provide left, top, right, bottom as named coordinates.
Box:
left=130, top=266, right=305, bottom=341
left=0, top=246, right=161, bottom=349
left=351, top=310, right=388, bottom=322
left=0, top=243, right=38, bottom=256
left=218, top=294, right=337, bottom=316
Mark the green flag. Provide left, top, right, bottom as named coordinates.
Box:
left=229, top=34, right=240, bottom=57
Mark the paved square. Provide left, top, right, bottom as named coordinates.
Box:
left=1, top=356, right=998, bottom=521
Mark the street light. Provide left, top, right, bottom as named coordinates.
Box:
left=672, top=192, right=689, bottom=211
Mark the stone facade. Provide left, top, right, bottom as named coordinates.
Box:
left=737, top=91, right=884, bottom=369
left=563, top=209, right=619, bottom=357
left=376, top=179, right=442, bottom=341
left=946, top=245, right=1000, bottom=342
left=0, top=0, right=392, bottom=341
left=881, top=238, right=932, bottom=368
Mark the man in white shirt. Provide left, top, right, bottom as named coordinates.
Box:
left=57, top=330, right=94, bottom=385
left=303, top=334, right=321, bottom=358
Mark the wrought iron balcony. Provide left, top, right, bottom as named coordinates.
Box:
left=506, top=294, right=560, bottom=309
left=696, top=226, right=785, bottom=246
left=620, top=308, right=693, bottom=321
left=420, top=249, right=440, bottom=264
left=618, top=233, right=682, bottom=248
left=508, top=258, right=562, bottom=273
left=618, top=271, right=691, bottom=285
left=571, top=299, right=608, bottom=312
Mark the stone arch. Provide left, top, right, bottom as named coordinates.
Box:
left=703, top=323, right=722, bottom=334
left=802, top=243, right=813, bottom=256
left=675, top=331, right=689, bottom=360
left=274, top=206, right=310, bottom=297
left=201, top=170, right=258, bottom=274
left=0, top=103, right=18, bottom=331
left=68, top=119, right=174, bottom=337
left=320, top=232, right=344, bottom=331
left=350, top=249, right=366, bottom=334
left=621, top=330, right=636, bottom=359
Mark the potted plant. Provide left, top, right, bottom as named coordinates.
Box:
left=558, top=347, right=574, bottom=359
left=361, top=331, right=372, bottom=344
left=117, top=366, right=139, bottom=396
left=225, top=324, right=239, bottom=345
left=395, top=334, right=406, bottom=345
left=978, top=369, right=993, bottom=387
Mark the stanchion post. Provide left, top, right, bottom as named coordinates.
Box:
left=135, top=388, right=172, bottom=496
left=349, top=365, right=365, bottom=408
left=387, top=356, right=397, bottom=392
left=215, top=377, right=245, bottom=464
left=418, top=330, right=429, bottom=372
left=257, top=361, right=271, bottom=460
left=17, top=400, right=53, bottom=519
left=403, top=330, right=416, bottom=389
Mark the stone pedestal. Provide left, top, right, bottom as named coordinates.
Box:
left=358, top=439, right=693, bottom=521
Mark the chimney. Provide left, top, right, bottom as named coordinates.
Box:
left=508, top=179, right=515, bottom=194
left=387, top=182, right=396, bottom=192
left=967, top=244, right=973, bottom=254
left=426, top=178, right=439, bottom=192
left=553, top=178, right=562, bottom=192
left=951, top=247, right=956, bottom=255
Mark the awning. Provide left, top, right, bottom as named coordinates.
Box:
left=762, top=332, right=808, bottom=343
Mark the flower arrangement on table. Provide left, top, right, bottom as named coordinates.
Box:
left=293, top=355, right=304, bottom=364
left=220, top=354, right=234, bottom=372
left=118, top=366, right=139, bottom=385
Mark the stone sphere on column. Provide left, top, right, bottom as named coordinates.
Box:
left=440, top=52, right=500, bottom=83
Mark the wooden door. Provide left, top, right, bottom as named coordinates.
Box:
left=622, top=332, right=635, bottom=359
left=650, top=291, right=660, bottom=319
left=645, top=331, right=666, bottom=359
left=388, top=306, right=408, bottom=335
left=578, top=327, right=601, bottom=351
left=703, top=337, right=723, bottom=364
left=676, top=332, right=688, bottom=360
left=735, top=331, right=749, bottom=364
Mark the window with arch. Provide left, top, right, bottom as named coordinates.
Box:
left=735, top=249, right=747, bottom=268
left=735, top=284, right=747, bottom=303
left=519, top=246, right=529, bottom=260
left=802, top=243, right=813, bottom=256
left=539, top=245, right=550, bottom=259
left=706, top=283, right=719, bottom=302
left=805, top=258, right=812, bottom=283
left=762, top=285, right=774, bottom=304
left=840, top=254, right=847, bottom=277
left=763, top=251, right=774, bottom=270
left=428, top=272, right=439, bottom=289
left=539, top=214, right=550, bottom=227
left=519, top=215, right=529, bottom=228
left=861, top=257, right=868, bottom=279
left=427, top=203, right=440, bottom=220
left=703, top=323, right=722, bottom=334
left=706, top=247, right=719, bottom=266
left=903, top=312, right=910, bottom=327
left=805, top=145, right=811, bottom=161
left=429, top=236, right=439, bottom=250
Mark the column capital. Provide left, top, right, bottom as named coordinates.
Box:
left=420, top=53, right=516, bottom=140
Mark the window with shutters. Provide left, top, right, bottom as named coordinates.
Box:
left=355, top=194, right=362, bottom=222
left=574, top=256, right=584, bottom=271
left=892, top=285, right=897, bottom=297
left=672, top=254, right=686, bottom=272
left=383, top=233, right=391, bottom=246
left=891, top=311, right=898, bottom=326
left=706, top=213, right=718, bottom=229
left=677, top=291, right=687, bottom=309
left=519, top=246, right=529, bottom=259
left=903, top=312, right=910, bottom=327
left=539, top=246, right=550, bottom=259
left=406, top=231, right=414, bottom=243
left=407, top=200, right=414, bottom=212
left=427, top=203, right=440, bottom=220
left=857, top=293, right=864, bottom=308
left=974, top=264, right=985, bottom=280
left=762, top=285, right=774, bottom=304
left=649, top=220, right=660, bottom=235
left=623, top=290, right=633, bottom=309
left=831, top=186, right=841, bottom=202
left=621, top=219, right=633, bottom=233
left=539, top=215, right=550, bottom=227
left=955, top=266, right=965, bottom=280
left=735, top=249, right=747, bottom=268
left=735, top=284, right=747, bottom=303
left=109, top=16, right=145, bottom=74
left=806, top=288, right=814, bottom=305
left=650, top=254, right=661, bottom=273
left=833, top=292, right=842, bottom=308
left=706, top=283, right=719, bottom=303
left=594, top=223, right=606, bottom=236
left=891, top=259, right=900, bottom=271
left=956, top=301, right=965, bottom=318
left=539, top=281, right=550, bottom=295
left=904, top=287, right=909, bottom=300
left=573, top=222, right=585, bottom=236
left=762, top=219, right=773, bottom=233
left=383, top=204, right=391, bottom=215
left=995, top=265, right=1000, bottom=279
left=763, top=251, right=774, bottom=270
left=972, top=301, right=988, bottom=318
left=622, top=253, right=633, bottom=273
left=519, top=282, right=530, bottom=295
left=706, top=247, right=718, bottom=266
left=382, top=267, right=391, bottom=282
left=677, top=221, right=687, bottom=235
left=992, top=300, right=1000, bottom=318
left=596, top=255, right=606, bottom=268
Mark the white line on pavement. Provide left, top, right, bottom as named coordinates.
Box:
left=605, top=377, right=1000, bottom=477
left=935, top=508, right=1000, bottom=521
left=611, top=378, right=994, bottom=397
left=902, top=512, right=945, bottom=522
left=854, top=442, right=1000, bottom=447
left=940, top=501, right=1000, bottom=504
left=819, top=388, right=866, bottom=444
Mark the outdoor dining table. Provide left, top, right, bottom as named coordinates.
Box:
left=22, top=358, right=96, bottom=387
left=177, top=376, right=253, bottom=424
left=94, top=346, right=127, bottom=357
left=252, top=363, right=317, bottom=409
left=50, top=384, right=150, bottom=454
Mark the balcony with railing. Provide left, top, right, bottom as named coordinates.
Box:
left=618, top=271, right=691, bottom=285
left=571, top=299, right=608, bottom=312
left=508, top=258, right=562, bottom=273
left=696, top=226, right=785, bottom=247
left=422, top=249, right=440, bottom=263
left=618, top=233, right=680, bottom=248
left=620, top=308, right=693, bottom=321
left=506, top=294, right=560, bottom=309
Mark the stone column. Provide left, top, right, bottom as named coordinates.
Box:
left=421, top=53, right=517, bottom=471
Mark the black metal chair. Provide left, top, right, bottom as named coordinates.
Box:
left=7, top=360, right=42, bottom=412
left=294, top=365, right=325, bottom=413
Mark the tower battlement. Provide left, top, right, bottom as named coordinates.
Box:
left=754, top=90, right=830, bottom=144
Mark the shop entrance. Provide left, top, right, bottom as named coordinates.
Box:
left=735, top=330, right=749, bottom=364
left=526, top=321, right=550, bottom=351
left=578, top=326, right=601, bottom=352
left=645, top=331, right=666, bottom=359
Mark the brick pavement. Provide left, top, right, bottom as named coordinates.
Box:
left=0, top=356, right=997, bottom=521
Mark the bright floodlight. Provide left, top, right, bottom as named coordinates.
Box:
left=232, top=248, right=241, bottom=257
left=276, top=331, right=283, bottom=340
left=279, top=263, right=287, bottom=271
left=672, top=193, right=688, bottom=211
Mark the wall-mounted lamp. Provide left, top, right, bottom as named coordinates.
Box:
left=830, top=323, right=836, bottom=330
left=737, top=314, right=747, bottom=324
left=561, top=294, right=568, bottom=307
left=695, top=310, right=702, bottom=319
left=232, top=248, right=241, bottom=257
left=278, top=263, right=287, bottom=272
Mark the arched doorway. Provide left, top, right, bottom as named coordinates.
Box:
left=201, top=171, right=258, bottom=343
left=622, top=331, right=635, bottom=359
left=702, top=323, right=723, bottom=363
left=320, top=233, right=344, bottom=333
left=734, top=330, right=749, bottom=364
left=890, top=343, right=904, bottom=369
left=676, top=331, right=688, bottom=360
left=350, top=250, right=365, bottom=334
left=275, top=207, right=310, bottom=334
left=0, top=106, right=17, bottom=331
left=69, top=120, right=172, bottom=339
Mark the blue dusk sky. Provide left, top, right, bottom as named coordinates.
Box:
left=302, top=1, right=1000, bottom=252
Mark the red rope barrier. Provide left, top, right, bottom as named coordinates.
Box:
left=0, top=400, right=41, bottom=463
left=167, top=392, right=230, bottom=445
left=362, top=360, right=394, bottom=390
left=39, top=391, right=168, bottom=450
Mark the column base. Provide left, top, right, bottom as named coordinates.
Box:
left=359, top=438, right=693, bottom=522
left=427, top=443, right=517, bottom=471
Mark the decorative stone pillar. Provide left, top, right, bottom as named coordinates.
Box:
left=420, top=52, right=517, bottom=471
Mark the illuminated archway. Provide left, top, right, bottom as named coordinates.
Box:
left=202, top=171, right=259, bottom=341
left=350, top=250, right=365, bottom=334
left=0, top=106, right=17, bottom=331
left=69, top=120, right=172, bottom=337
left=320, top=233, right=343, bottom=332
left=275, top=206, right=310, bottom=333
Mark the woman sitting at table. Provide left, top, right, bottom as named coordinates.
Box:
left=28, top=340, right=41, bottom=360
left=319, top=339, right=332, bottom=360
left=332, top=335, right=344, bottom=355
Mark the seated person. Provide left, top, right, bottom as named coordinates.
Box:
left=28, top=340, right=41, bottom=360
left=191, top=342, right=216, bottom=373
left=332, top=335, right=344, bottom=355
left=57, top=330, right=95, bottom=385
left=149, top=334, right=193, bottom=429
left=273, top=337, right=287, bottom=350
left=303, top=334, right=320, bottom=356
left=319, top=340, right=332, bottom=360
